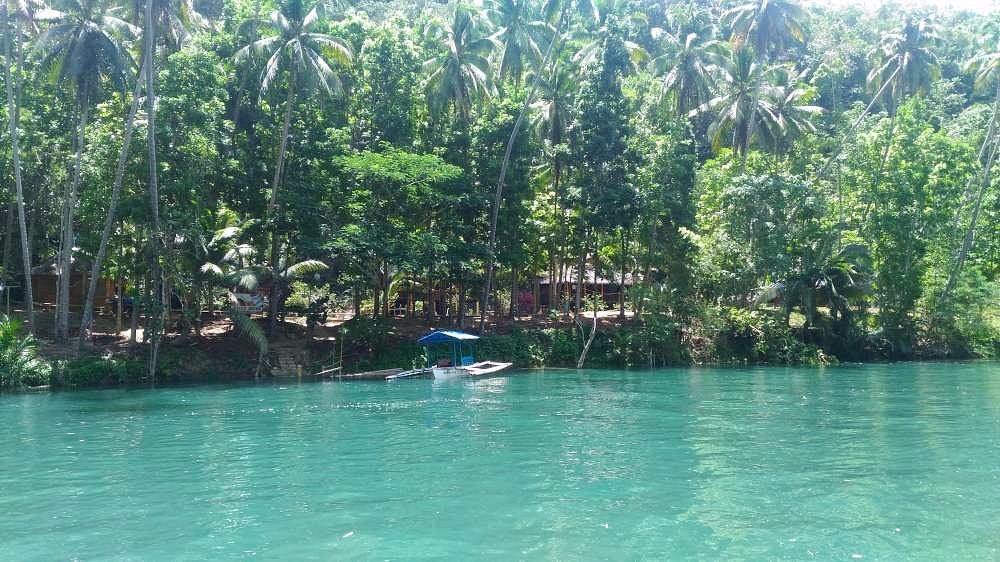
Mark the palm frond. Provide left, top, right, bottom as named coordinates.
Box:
left=228, top=309, right=268, bottom=354
left=284, top=259, right=328, bottom=278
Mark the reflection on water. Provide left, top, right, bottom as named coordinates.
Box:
left=1, top=363, right=999, bottom=560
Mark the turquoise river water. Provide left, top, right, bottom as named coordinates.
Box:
left=2, top=362, right=999, bottom=560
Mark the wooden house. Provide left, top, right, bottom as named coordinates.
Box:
left=31, top=257, right=115, bottom=309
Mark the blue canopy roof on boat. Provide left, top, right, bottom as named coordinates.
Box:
left=417, top=330, right=480, bottom=344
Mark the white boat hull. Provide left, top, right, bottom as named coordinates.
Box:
left=432, top=361, right=513, bottom=379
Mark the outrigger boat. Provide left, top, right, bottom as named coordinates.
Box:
left=416, top=330, right=512, bottom=379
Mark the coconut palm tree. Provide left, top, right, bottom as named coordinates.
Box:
left=145, top=0, right=208, bottom=376
left=79, top=0, right=206, bottom=352
left=572, top=17, right=648, bottom=74
left=129, top=0, right=207, bottom=52
left=693, top=45, right=779, bottom=155
left=423, top=5, right=497, bottom=327
left=78, top=55, right=145, bottom=350
left=487, top=0, right=548, bottom=86
left=1, top=0, right=38, bottom=334
left=531, top=61, right=577, bottom=309
left=479, top=0, right=600, bottom=331
left=650, top=28, right=719, bottom=117
left=758, top=243, right=871, bottom=330
left=649, top=2, right=718, bottom=117
left=866, top=18, right=940, bottom=197
left=423, top=5, right=496, bottom=121
left=201, top=237, right=326, bottom=376
left=235, top=0, right=351, bottom=333
left=723, top=0, right=807, bottom=170
left=756, top=67, right=823, bottom=154
left=34, top=0, right=135, bottom=344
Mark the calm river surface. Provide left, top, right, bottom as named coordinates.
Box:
left=2, top=363, right=999, bottom=560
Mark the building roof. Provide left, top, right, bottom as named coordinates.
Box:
left=417, top=330, right=480, bottom=344
left=536, top=268, right=636, bottom=286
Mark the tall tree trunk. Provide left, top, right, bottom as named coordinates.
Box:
left=140, top=273, right=150, bottom=343
left=941, top=103, right=1000, bottom=303
left=78, top=56, right=146, bottom=351
left=115, top=277, right=124, bottom=334
left=56, top=97, right=91, bottom=344
left=577, top=249, right=599, bottom=369
left=618, top=228, right=626, bottom=318
left=950, top=81, right=1000, bottom=234
left=818, top=64, right=901, bottom=178
left=574, top=243, right=585, bottom=313
left=533, top=274, right=540, bottom=316
left=2, top=2, right=33, bottom=332
left=739, top=68, right=765, bottom=174
left=548, top=258, right=556, bottom=314
left=457, top=280, right=466, bottom=329
left=509, top=265, right=518, bottom=320
left=230, top=0, right=262, bottom=145
left=480, top=8, right=567, bottom=332
left=268, top=67, right=297, bottom=334
left=2, top=202, right=12, bottom=275
left=145, top=0, right=163, bottom=381
left=548, top=155, right=562, bottom=314
left=424, top=269, right=432, bottom=322
left=129, top=281, right=139, bottom=349
left=382, top=263, right=390, bottom=317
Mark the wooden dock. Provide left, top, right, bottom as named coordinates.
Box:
left=335, top=368, right=404, bottom=381
left=384, top=368, right=433, bottom=381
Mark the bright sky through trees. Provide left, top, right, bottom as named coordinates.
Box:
left=809, top=0, right=998, bottom=12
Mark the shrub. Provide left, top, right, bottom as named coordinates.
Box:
left=716, top=307, right=830, bottom=365
left=60, top=356, right=146, bottom=387
left=339, top=316, right=397, bottom=354
left=0, top=315, right=51, bottom=387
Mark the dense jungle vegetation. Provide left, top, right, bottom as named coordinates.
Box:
left=1, top=0, right=999, bottom=385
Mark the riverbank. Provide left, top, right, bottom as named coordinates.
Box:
left=13, top=304, right=993, bottom=390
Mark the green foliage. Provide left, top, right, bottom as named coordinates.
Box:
left=339, top=316, right=398, bottom=354
left=229, top=311, right=268, bottom=355
left=3, top=0, right=1000, bottom=376
left=0, top=315, right=51, bottom=387
left=712, top=307, right=831, bottom=365
left=60, top=356, right=146, bottom=387
left=351, top=26, right=420, bottom=149
left=60, top=349, right=246, bottom=386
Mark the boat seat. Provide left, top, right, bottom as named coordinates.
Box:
left=461, top=355, right=474, bottom=366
